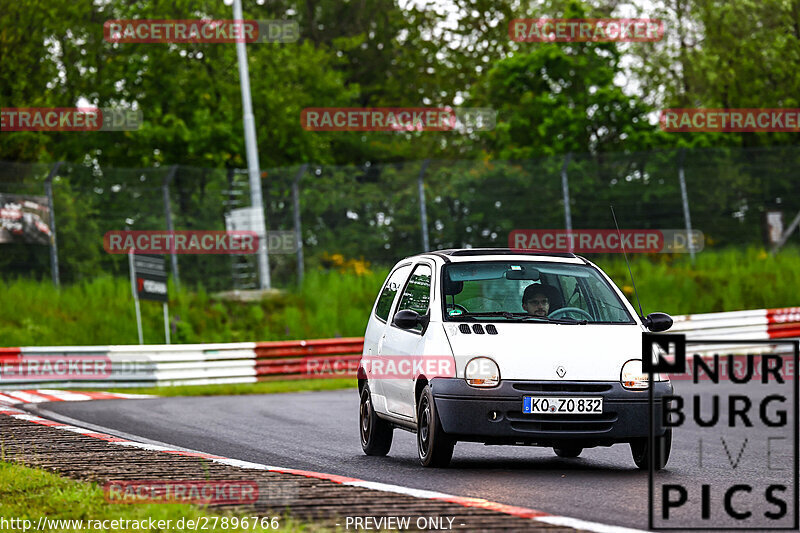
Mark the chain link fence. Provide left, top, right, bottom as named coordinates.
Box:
left=1, top=145, right=797, bottom=290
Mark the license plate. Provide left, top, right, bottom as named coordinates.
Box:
left=522, top=396, right=603, bottom=414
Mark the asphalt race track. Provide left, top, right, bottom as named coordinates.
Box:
left=35, top=379, right=797, bottom=531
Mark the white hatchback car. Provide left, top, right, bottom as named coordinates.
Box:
left=358, top=248, right=674, bottom=468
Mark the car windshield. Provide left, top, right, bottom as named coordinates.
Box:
left=441, top=261, right=635, bottom=324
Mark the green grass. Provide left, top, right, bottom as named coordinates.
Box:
left=1, top=247, right=799, bottom=348
left=0, top=269, right=386, bottom=347
left=107, top=378, right=357, bottom=397
left=599, top=246, right=800, bottom=315
left=0, top=461, right=332, bottom=532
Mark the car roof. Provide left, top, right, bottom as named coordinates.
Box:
left=408, top=248, right=587, bottom=264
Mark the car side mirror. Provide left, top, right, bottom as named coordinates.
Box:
left=393, top=309, right=430, bottom=331
left=642, top=312, right=672, bottom=332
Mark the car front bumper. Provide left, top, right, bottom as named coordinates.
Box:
left=430, top=378, right=673, bottom=447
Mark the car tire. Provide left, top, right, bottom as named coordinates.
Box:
left=417, top=385, right=454, bottom=467
left=553, top=446, right=583, bottom=458
left=630, top=428, right=672, bottom=470
left=359, top=384, right=393, bottom=456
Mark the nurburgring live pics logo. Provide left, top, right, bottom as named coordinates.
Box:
left=644, top=333, right=798, bottom=530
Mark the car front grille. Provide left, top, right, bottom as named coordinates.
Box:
left=506, top=411, right=618, bottom=433
left=512, top=383, right=614, bottom=393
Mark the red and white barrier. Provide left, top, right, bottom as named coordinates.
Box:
left=0, top=309, right=797, bottom=390
left=0, top=338, right=363, bottom=389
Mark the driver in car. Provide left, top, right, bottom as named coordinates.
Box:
left=522, top=284, right=557, bottom=317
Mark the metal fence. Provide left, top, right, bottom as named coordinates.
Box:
left=1, top=145, right=798, bottom=290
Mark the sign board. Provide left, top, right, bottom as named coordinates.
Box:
left=224, top=207, right=297, bottom=254
left=0, top=193, right=51, bottom=245
left=225, top=207, right=264, bottom=234
left=765, top=210, right=784, bottom=246
left=132, top=254, right=168, bottom=302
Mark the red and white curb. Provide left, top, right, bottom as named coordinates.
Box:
left=0, top=404, right=648, bottom=533
left=0, top=389, right=153, bottom=405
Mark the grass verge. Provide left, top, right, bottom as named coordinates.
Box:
left=2, top=247, right=800, bottom=347
left=0, top=461, right=330, bottom=532
left=106, top=378, right=357, bottom=397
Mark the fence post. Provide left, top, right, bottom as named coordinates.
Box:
left=772, top=210, right=800, bottom=254
left=162, top=165, right=180, bottom=290
left=677, top=148, right=696, bottom=263
left=561, top=153, right=572, bottom=237
left=44, top=161, right=63, bottom=287
left=292, top=163, right=308, bottom=285
left=417, top=159, right=430, bottom=251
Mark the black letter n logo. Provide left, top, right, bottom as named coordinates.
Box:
left=643, top=333, right=686, bottom=374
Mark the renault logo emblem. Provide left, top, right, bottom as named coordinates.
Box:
left=556, top=366, right=566, bottom=378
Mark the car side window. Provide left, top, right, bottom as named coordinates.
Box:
left=394, top=264, right=433, bottom=332
left=374, top=264, right=411, bottom=322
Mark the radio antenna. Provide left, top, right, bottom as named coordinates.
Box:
left=611, top=205, right=644, bottom=318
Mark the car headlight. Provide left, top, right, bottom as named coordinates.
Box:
left=621, top=359, right=663, bottom=389
left=465, top=357, right=500, bottom=388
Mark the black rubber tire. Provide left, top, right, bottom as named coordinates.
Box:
left=359, top=384, right=393, bottom=456
left=553, top=446, right=583, bottom=458
left=631, top=428, right=672, bottom=470
left=417, top=385, right=455, bottom=467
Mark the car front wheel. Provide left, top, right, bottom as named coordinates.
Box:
left=359, top=384, right=393, bottom=456
left=417, top=385, right=454, bottom=467
left=630, top=428, right=672, bottom=470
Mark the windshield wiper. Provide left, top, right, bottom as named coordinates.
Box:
left=511, top=314, right=588, bottom=324
left=458, top=312, right=586, bottom=324
left=459, top=311, right=519, bottom=319
left=547, top=317, right=589, bottom=324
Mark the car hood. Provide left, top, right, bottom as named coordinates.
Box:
left=442, top=322, right=644, bottom=381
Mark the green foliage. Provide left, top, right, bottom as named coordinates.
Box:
left=600, top=247, right=800, bottom=315
left=0, top=269, right=387, bottom=346
left=1, top=249, right=800, bottom=348
left=631, top=0, right=800, bottom=148
left=470, top=37, right=656, bottom=158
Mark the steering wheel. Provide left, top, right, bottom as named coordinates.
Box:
left=446, top=303, right=468, bottom=315
left=548, top=307, right=593, bottom=321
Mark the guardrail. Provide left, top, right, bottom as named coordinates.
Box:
left=0, top=308, right=798, bottom=390
left=0, top=338, right=363, bottom=389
